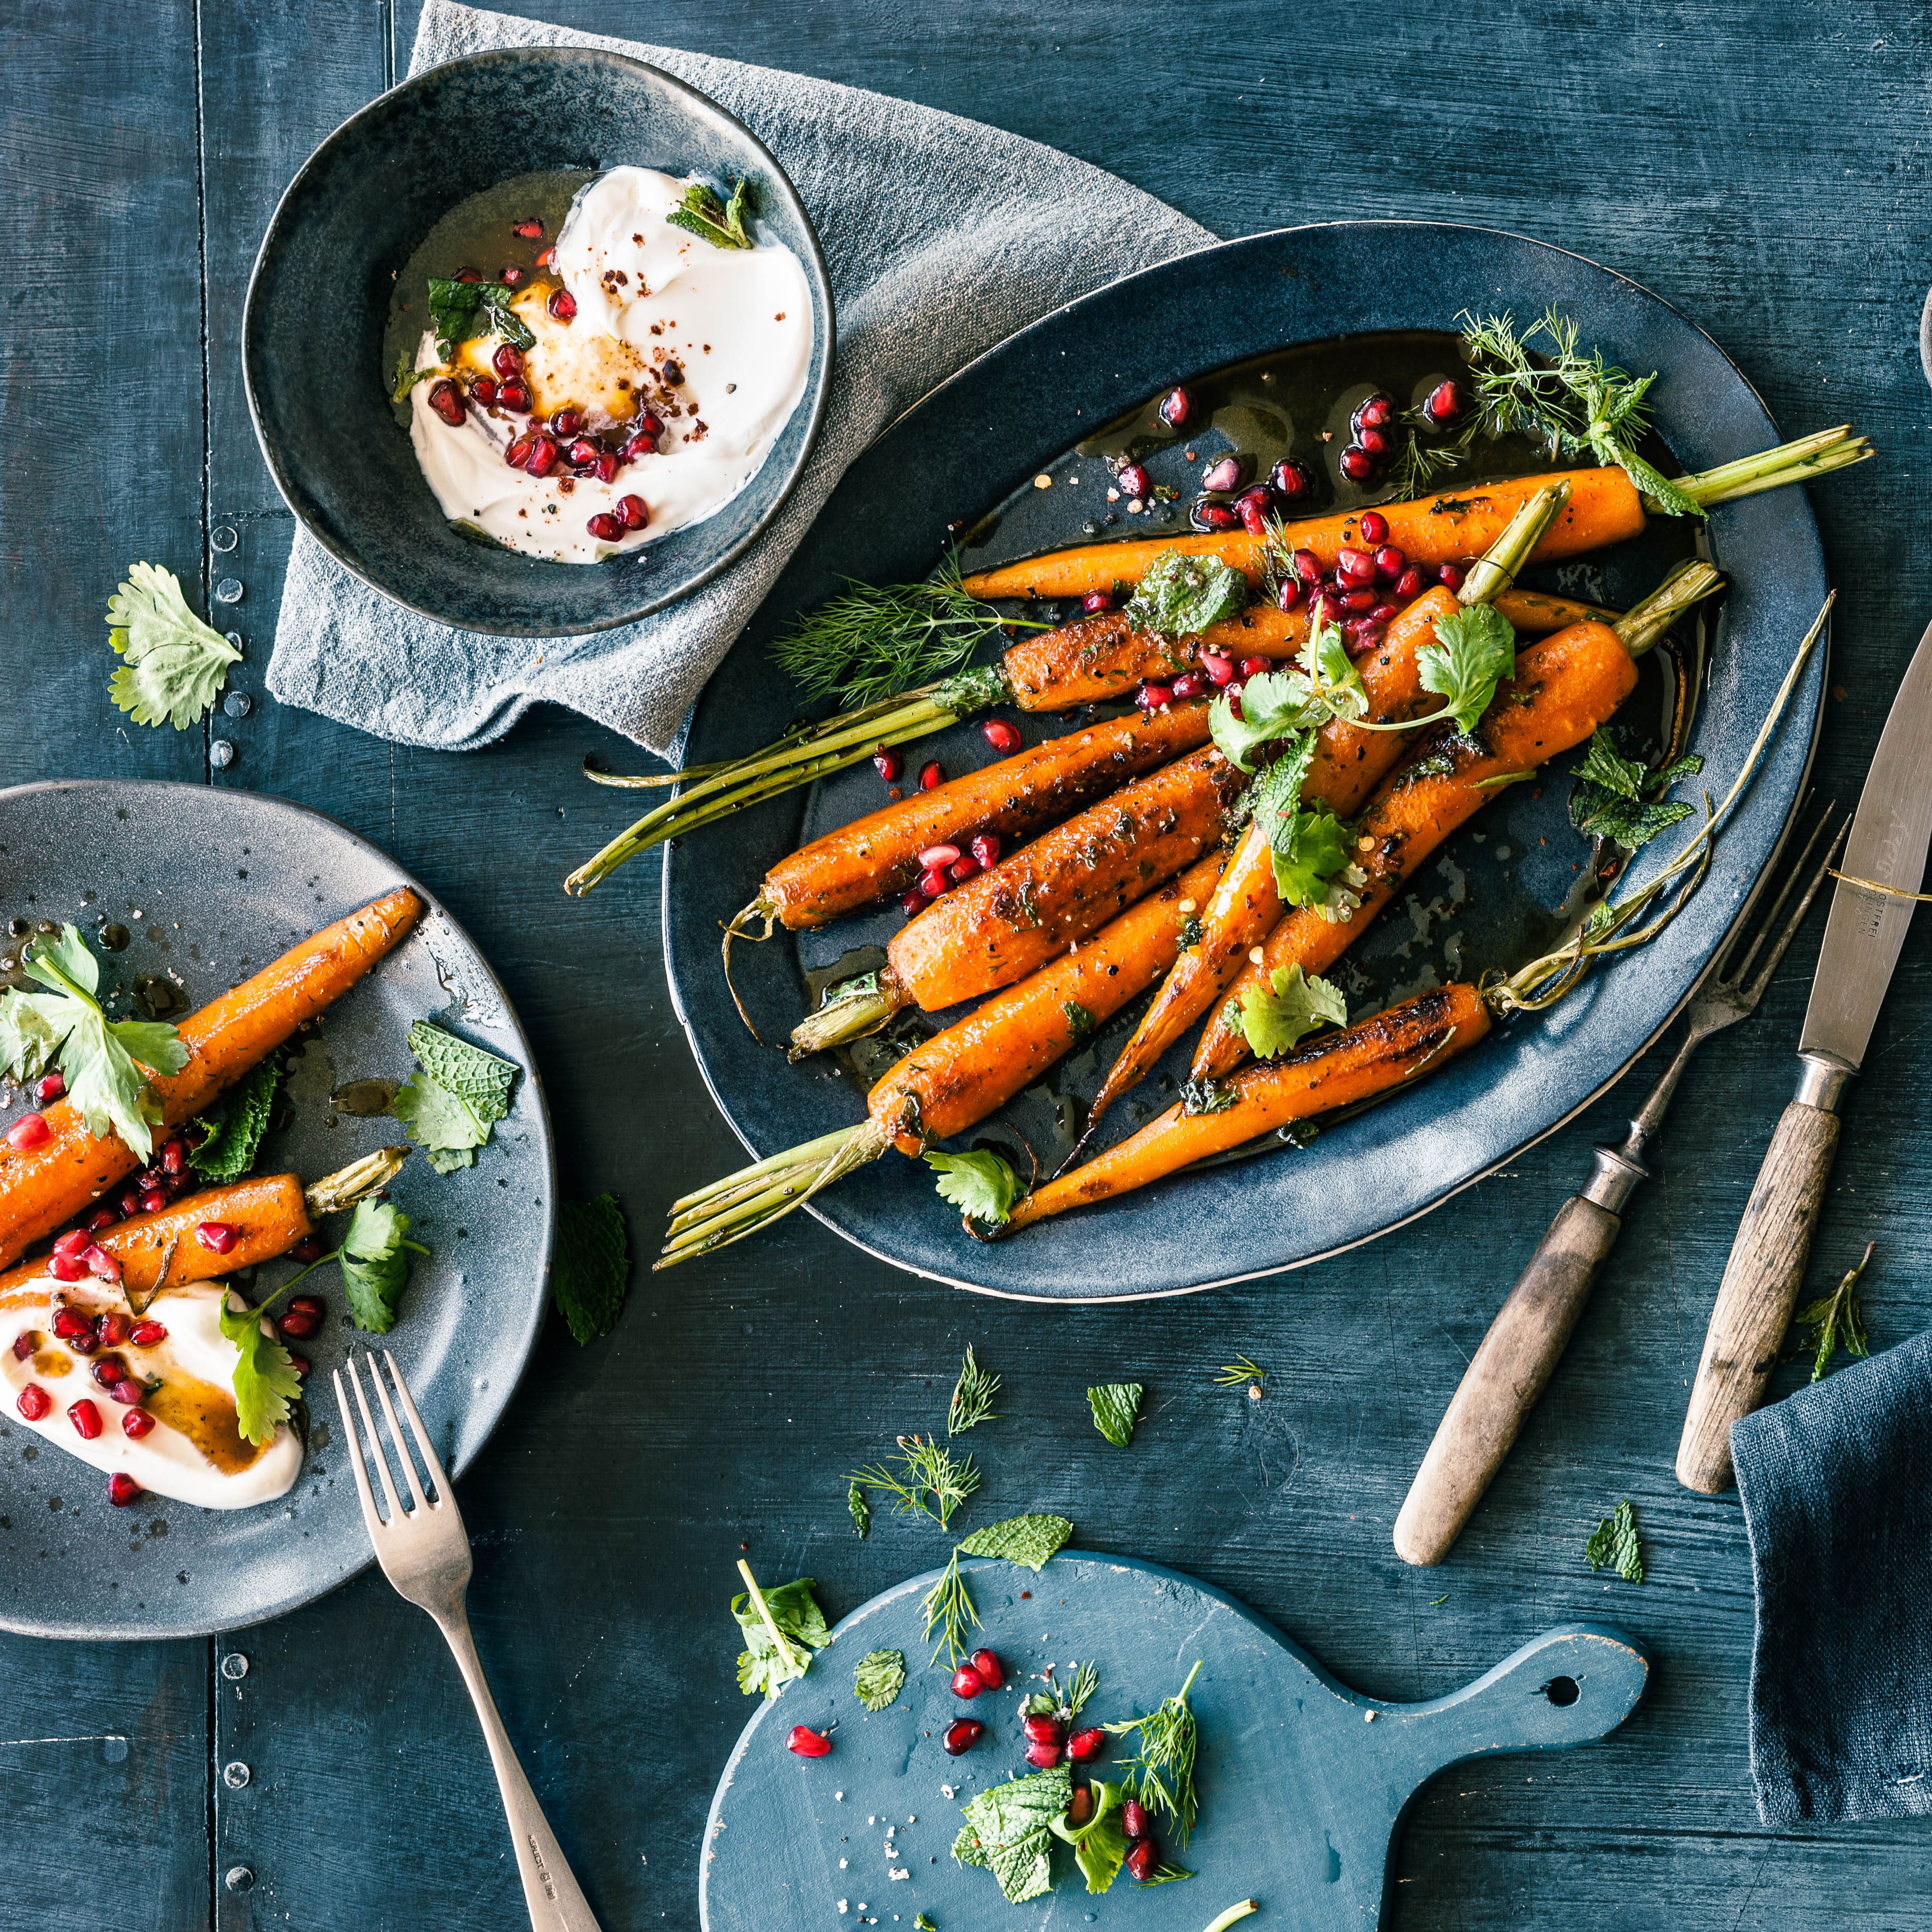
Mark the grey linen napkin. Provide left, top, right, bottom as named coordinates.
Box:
left=1732, top=1329, right=1932, bottom=1824
left=266, top=0, right=1216, bottom=756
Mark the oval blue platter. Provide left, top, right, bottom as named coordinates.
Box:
left=0, top=781, right=554, bottom=1639
left=662, top=223, right=1828, bottom=1300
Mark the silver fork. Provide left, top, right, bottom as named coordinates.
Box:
left=334, top=1352, right=604, bottom=1932
left=1392, top=800, right=1848, bottom=1567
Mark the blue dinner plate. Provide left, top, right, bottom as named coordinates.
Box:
left=663, top=223, right=1826, bottom=1300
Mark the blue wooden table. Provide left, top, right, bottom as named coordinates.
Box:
left=6, top=3, right=1930, bottom=1924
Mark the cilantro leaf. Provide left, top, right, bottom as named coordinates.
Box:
left=1087, top=1383, right=1143, bottom=1448
left=1301, top=618, right=1368, bottom=721
left=1568, top=727, right=1706, bottom=852
left=1237, top=963, right=1348, bottom=1060
left=1266, top=807, right=1356, bottom=914
left=190, top=1054, right=284, bottom=1184
left=1585, top=1499, right=1645, bottom=1583
left=550, top=1193, right=630, bottom=1344
left=666, top=177, right=756, bottom=249
left=0, top=989, right=74, bottom=1083
left=106, top=563, right=242, bottom=730
left=926, top=1148, right=1020, bottom=1224
left=731, top=1574, right=831, bottom=1698
left=956, top=1513, right=1072, bottom=1572
left=854, top=1647, right=906, bottom=1712
left=338, top=1198, right=424, bottom=1334
left=1049, top=1777, right=1129, bottom=1893
left=407, top=1022, right=518, bottom=1122
left=1416, top=604, right=1516, bottom=735
left=1124, top=551, right=1248, bottom=641
left=218, top=1292, right=304, bottom=1448
left=1208, top=668, right=1318, bottom=772
left=954, top=1764, right=1070, bottom=1903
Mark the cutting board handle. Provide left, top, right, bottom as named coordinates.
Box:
left=1381, top=1623, right=1650, bottom=1791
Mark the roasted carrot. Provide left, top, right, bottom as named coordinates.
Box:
left=1000, top=983, right=1492, bottom=1232
left=0, top=886, right=422, bottom=1269
left=658, top=855, right=1230, bottom=1265
left=790, top=746, right=1243, bottom=1054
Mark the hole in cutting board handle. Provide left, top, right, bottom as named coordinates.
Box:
left=1543, top=1675, right=1580, bottom=1707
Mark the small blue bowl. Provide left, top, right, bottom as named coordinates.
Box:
left=243, top=47, right=834, bottom=638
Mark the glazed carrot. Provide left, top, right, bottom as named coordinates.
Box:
left=1000, top=983, right=1492, bottom=1233
left=790, top=746, right=1244, bottom=1054
left=0, top=886, right=422, bottom=1269
left=750, top=703, right=1212, bottom=931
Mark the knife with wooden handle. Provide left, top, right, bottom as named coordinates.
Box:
left=1677, top=615, right=1932, bottom=1493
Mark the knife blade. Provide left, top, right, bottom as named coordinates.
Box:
left=1678, top=614, right=1932, bottom=1493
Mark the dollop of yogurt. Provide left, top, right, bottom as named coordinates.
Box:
left=1, top=1283, right=301, bottom=1509
left=409, top=166, right=812, bottom=564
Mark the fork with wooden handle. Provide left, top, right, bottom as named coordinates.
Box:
left=334, top=1352, right=605, bottom=1932
left=1392, top=804, right=1843, bottom=1566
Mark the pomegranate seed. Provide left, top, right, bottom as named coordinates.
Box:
left=428, top=379, right=466, bottom=427
left=1024, top=1739, right=1064, bottom=1769
left=11, top=1332, right=33, bottom=1361
left=68, top=1399, right=102, bottom=1440
left=285, top=1352, right=311, bottom=1377
left=969, top=1649, right=1005, bottom=1690
left=1223, top=684, right=1245, bottom=717
left=17, top=1384, right=51, bottom=1421
left=67, top=1329, right=99, bottom=1356
left=122, top=1408, right=155, bottom=1439
left=1081, top=589, right=1114, bottom=615
left=1200, top=454, right=1246, bottom=493
left=119, top=1189, right=143, bottom=1216
left=947, top=857, right=980, bottom=885
left=1199, top=651, right=1235, bottom=687
left=899, top=890, right=929, bottom=917
left=1136, top=682, right=1174, bottom=710
left=52, top=1228, right=92, bottom=1260
left=593, top=450, right=619, bottom=484
left=1068, top=1727, right=1106, bottom=1762
left=137, top=1189, right=166, bottom=1216
left=1356, top=393, right=1395, bottom=430
left=1170, top=671, right=1204, bottom=700
left=631, top=410, right=664, bottom=446
left=1235, top=486, right=1272, bottom=534
left=1271, top=457, right=1314, bottom=500
left=91, top=1355, right=126, bottom=1389
left=917, top=866, right=951, bottom=899
left=130, top=1321, right=167, bottom=1347
left=195, top=1221, right=238, bottom=1254
left=587, top=512, right=624, bottom=542
left=504, top=435, right=534, bottom=470
left=107, top=1473, right=142, bottom=1507
left=498, top=381, right=532, bottom=414
left=6, top=1114, right=52, bottom=1152
left=161, top=1138, right=187, bottom=1176
left=1122, top=1798, right=1150, bottom=1840
left=1276, top=576, right=1304, bottom=612
left=950, top=1664, right=986, bottom=1699
left=1436, top=562, right=1467, bottom=593
left=918, top=844, right=962, bottom=869
left=1158, top=387, right=1192, bottom=430
left=1336, top=547, right=1376, bottom=587
left=785, top=1725, right=832, bottom=1758
left=83, top=1245, right=121, bottom=1284
left=512, top=218, right=545, bottom=240
left=497, top=266, right=524, bottom=288
left=110, top=1379, right=145, bottom=1408
left=534, top=246, right=556, bottom=269
left=52, top=1306, right=92, bottom=1340
left=550, top=408, right=585, bottom=439
left=1191, top=498, right=1241, bottom=532
left=288, top=1295, right=325, bottom=1321
left=1359, top=510, right=1390, bottom=544
left=565, top=439, right=600, bottom=472
left=970, top=833, right=1001, bottom=867
left=918, top=762, right=943, bottom=792
left=1370, top=601, right=1402, bottom=625
left=287, top=1236, right=322, bottom=1265
left=1394, top=565, right=1429, bottom=600
left=1127, top=1839, right=1159, bottom=1882
left=1340, top=446, right=1376, bottom=482
left=1115, top=461, right=1151, bottom=498
left=1341, top=587, right=1376, bottom=614
left=1357, top=425, right=1391, bottom=458
left=1240, top=656, right=1271, bottom=679
left=96, top=1312, right=130, bottom=1346
left=86, top=1207, right=117, bottom=1232
left=981, top=717, right=1021, bottom=754
left=873, top=748, right=902, bottom=782
left=453, top=266, right=482, bottom=284
left=277, top=1310, right=319, bottom=1342
left=48, top=1252, right=87, bottom=1282
left=35, top=1071, right=65, bottom=1102
left=1293, top=547, right=1323, bottom=584
left=616, top=494, right=649, bottom=530
left=524, top=436, right=560, bottom=478
left=493, top=344, right=524, bottom=378
left=1425, top=378, right=1462, bottom=423
left=1346, top=617, right=1384, bottom=651
left=547, top=287, right=577, bottom=321
left=1067, top=1784, right=1093, bottom=1825
left=943, top=1720, right=984, bottom=1755
left=1374, top=545, right=1406, bottom=582
left=1022, top=1715, right=1066, bottom=1745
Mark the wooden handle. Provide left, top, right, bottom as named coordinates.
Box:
left=1394, top=1194, right=1621, bottom=1566
left=1676, top=1098, right=1841, bottom=1494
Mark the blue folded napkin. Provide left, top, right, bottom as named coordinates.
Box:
left=1733, top=1329, right=1932, bottom=1824
left=265, top=0, right=1215, bottom=756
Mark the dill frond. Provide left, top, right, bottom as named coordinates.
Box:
left=948, top=1344, right=1002, bottom=1435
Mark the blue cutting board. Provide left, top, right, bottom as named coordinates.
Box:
left=700, top=1554, right=1648, bottom=1927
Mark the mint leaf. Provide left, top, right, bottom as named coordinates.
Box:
left=407, top=1022, right=518, bottom=1123
left=106, top=562, right=243, bottom=730
left=190, top=1054, right=284, bottom=1184
left=1568, top=727, right=1705, bottom=852
left=392, top=350, right=435, bottom=403
left=1236, top=963, right=1348, bottom=1060
left=854, top=1647, right=906, bottom=1712
left=731, top=1575, right=831, bottom=1698
left=957, top=1513, right=1072, bottom=1572
left=954, top=1764, right=1070, bottom=1903
left=1087, top=1383, right=1143, bottom=1448
left=338, top=1198, right=423, bottom=1335
left=550, top=1193, right=630, bottom=1344
left=218, top=1293, right=304, bottom=1448
left=1124, top=551, right=1248, bottom=641
left=848, top=1479, right=871, bottom=1538
left=1585, top=1499, right=1644, bottom=1583
left=666, top=177, right=756, bottom=249
left=926, top=1148, right=1020, bottom=1224
left=426, top=278, right=534, bottom=359
left=1049, top=1777, right=1129, bottom=1893
left=1417, top=604, right=1516, bottom=735
left=392, top=1072, right=487, bottom=1171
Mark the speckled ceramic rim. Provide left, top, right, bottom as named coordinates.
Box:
left=242, top=45, right=835, bottom=638
left=665, top=219, right=1829, bottom=1301
left=0, top=779, right=556, bottom=1639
